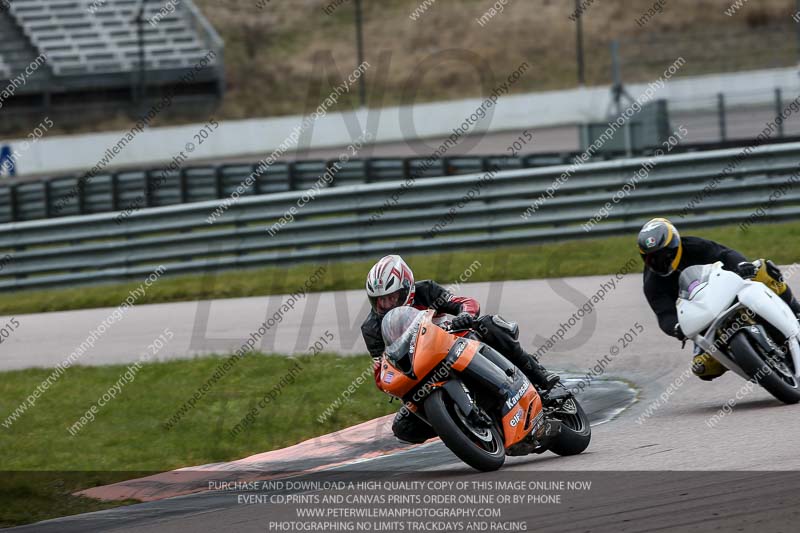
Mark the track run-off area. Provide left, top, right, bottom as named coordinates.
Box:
left=5, top=267, right=800, bottom=532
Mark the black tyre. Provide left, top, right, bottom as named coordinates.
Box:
left=424, top=389, right=506, bottom=472
left=548, top=398, right=591, bottom=456
left=730, top=332, right=800, bottom=405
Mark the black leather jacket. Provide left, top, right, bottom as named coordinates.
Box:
left=643, top=236, right=746, bottom=337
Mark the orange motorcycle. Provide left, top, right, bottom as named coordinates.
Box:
left=378, top=307, right=591, bottom=471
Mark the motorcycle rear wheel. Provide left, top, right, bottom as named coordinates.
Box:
left=730, top=332, right=800, bottom=405
left=425, top=389, right=506, bottom=472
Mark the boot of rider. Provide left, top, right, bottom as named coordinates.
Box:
left=475, top=315, right=561, bottom=393
left=514, top=350, right=560, bottom=394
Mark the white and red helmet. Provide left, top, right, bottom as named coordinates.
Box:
left=366, top=255, right=415, bottom=315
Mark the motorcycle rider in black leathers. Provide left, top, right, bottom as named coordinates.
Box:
left=361, top=254, right=560, bottom=443
left=638, top=217, right=800, bottom=380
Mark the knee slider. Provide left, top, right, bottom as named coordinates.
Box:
left=392, top=412, right=433, bottom=444
left=491, top=315, right=519, bottom=340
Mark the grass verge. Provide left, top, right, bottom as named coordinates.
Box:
left=4, top=220, right=800, bottom=316
left=0, top=353, right=389, bottom=527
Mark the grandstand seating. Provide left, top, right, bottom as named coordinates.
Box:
left=7, top=0, right=216, bottom=75
left=0, top=0, right=222, bottom=109
left=0, top=8, right=45, bottom=86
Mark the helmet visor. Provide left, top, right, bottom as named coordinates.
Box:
left=643, top=247, right=678, bottom=276
left=369, top=288, right=409, bottom=316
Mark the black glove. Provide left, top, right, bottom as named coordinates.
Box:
left=736, top=260, right=759, bottom=279
left=673, top=323, right=686, bottom=342
left=450, top=312, right=475, bottom=331
left=765, top=259, right=785, bottom=282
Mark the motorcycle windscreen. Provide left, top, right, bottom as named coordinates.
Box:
left=678, top=264, right=712, bottom=301
left=382, top=307, right=425, bottom=373
left=677, top=262, right=744, bottom=338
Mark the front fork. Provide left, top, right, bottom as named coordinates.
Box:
left=695, top=304, right=800, bottom=380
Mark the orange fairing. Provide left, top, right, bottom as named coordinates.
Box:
left=379, top=310, right=479, bottom=399
left=379, top=360, right=418, bottom=399
left=500, top=383, right=542, bottom=449
left=378, top=308, right=544, bottom=451
left=450, top=340, right=479, bottom=371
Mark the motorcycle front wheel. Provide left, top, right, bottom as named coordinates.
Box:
left=730, top=332, right=800, bottom=405
left=547, top=397, right=592, bottom=456
left=425, top=388, right=506, bottom=472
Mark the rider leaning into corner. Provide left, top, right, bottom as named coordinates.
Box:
left=637, top=217, right=800, bottom=381
left=361, top=254, right=561, bottom=444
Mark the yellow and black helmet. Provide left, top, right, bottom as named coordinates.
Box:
left=637, top=218, right=683, bottom=276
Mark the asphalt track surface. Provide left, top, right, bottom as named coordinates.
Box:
left=6, top=268, right=800, bottom=531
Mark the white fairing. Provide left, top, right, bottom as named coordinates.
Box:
left=677, top=263, right=745, bottom=338
left=677, top=262, right=800, bottom=379
left=737, top=282, right=800, bottom=378
left=737, top=283, right=800, bottom=339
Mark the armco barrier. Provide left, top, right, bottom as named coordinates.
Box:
left=3, top=134, right=800, bottom=224
left=1, top=141, right=799, bottom=291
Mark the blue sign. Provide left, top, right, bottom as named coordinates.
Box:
left=0, top=145, right=15, bottom=177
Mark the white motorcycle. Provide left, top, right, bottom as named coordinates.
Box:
left=677, top=261, right=800, bottom=404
